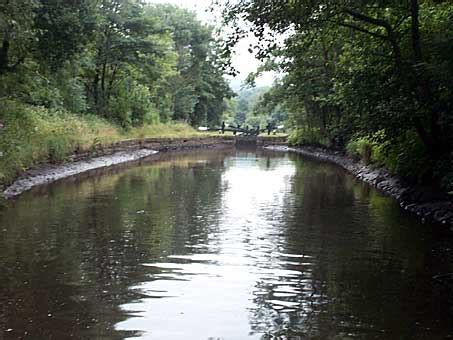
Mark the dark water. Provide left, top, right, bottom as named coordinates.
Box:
left=1, top=148, right=453, bottom=339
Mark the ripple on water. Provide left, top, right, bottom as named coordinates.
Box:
left=5, top=150, right=452, bottom=339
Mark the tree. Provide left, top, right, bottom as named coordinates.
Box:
left=0, top=0, right=38, bottom=74
left=34, top=0, right=96, bottom=71
left=219, top=0, right=453, bottom=184
left=87, top=0, right=167, bottom=119
left=145, top=4, right=232, bottom=126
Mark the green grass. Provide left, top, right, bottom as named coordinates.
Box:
left=0, top=100, right=288, bottom=188
left=0, top=102, right=205, bottom=187
left=127, top=122, right=205, bottom=139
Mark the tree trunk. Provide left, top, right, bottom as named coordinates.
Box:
left=410, top=0, right=444, bottom=156
left=0, top=38, right=10, bottom=74
left=93, top=71, right=100, bottom=113
left=410, top=0, right=423, bottom=64
left=0, top=24, right=13, bottom=75
left=101, top=61, right=107, bottom=104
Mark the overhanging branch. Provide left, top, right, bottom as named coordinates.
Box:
left=343, top=8, right=393, bottom=31
left=335, top=21, right=388, bottom=40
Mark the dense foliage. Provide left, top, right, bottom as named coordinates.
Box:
left=0, top=0, right=232, bottom=126
left=0, top=0, right=232, bottom=184
left=222, top=86, right=288, bottom=130
left=219, top=0, right=453, bottom=189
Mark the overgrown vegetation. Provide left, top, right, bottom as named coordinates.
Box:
left=0, top=100, right=206, bottom=185
left=219, top=0, right=453, bottom=190
left=2, top=0, right=452, bottom=192
left=223, top=86, right=288, bottom=131
left=0, top=0, right=233, bottom=186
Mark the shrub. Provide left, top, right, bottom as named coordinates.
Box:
left=59, top=77, right=88, bottom=114
left=108, top=79, right=160, bottom=127
left=381, top=131, right=431, bottom=181
left=435, top=156, right=453, bottom=192
left=46, top=135, right=71, bottom=163
left=347, top=131, right=434, bottom=183
left=346, top=136, right=374, bottom=163
left=288, top=127, right=328, bottom=147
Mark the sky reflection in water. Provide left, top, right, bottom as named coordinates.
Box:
left=1, top=148, right=453, bottom=339
left=117, top=153, right=302, bottom=339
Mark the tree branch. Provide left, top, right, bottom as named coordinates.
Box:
left=342, top=7, right=403, bottom=71
left=335, top=21, right=388, bottom=40
left=343, top=8, right=393, bottom=31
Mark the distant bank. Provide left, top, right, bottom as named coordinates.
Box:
left=2, top=136, right=287, bottom=199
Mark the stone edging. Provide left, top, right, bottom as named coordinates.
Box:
left=267, top=145, right=453, bottom=227
left=3, top=149, right=157, bottom=199
left=3, top=137, right=235, bottom=199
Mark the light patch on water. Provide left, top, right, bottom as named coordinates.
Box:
left=115, top=154, right=318, bottom=339
left=265, top=299, right=300, bottom=308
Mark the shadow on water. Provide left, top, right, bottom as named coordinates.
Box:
left=1, top=148, right=453, bottom=339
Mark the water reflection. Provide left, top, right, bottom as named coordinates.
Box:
left=116, top=151, right=297, bottom=339
left=0, top=148, right=453, bottom=339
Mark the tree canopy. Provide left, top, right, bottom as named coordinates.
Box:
left=219, top=0, right=453, bottom=188
left=0, top=0, right=232, bottom=127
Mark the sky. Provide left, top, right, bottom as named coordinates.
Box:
left=145, top=0, right=275, bottom=90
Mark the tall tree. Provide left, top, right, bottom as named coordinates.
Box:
left=88, top=0, right=166, bottom=117
left=146, top=4, right=232, bottom=126
left=219, top=0, right=453, bottom=183
left=0, top=0, right=38, bottom=74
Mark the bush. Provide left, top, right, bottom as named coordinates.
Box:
left=46, top=135, right=71, bottom=163
left=288, top=127, right=328, bottom=147
left=108, top=79, right=160, bottom=127
left=381, top=131, right=431, bottom=181
left=59, top=76, right=88, bottom=114
left=346, top=131, right=434, bottom=183
left=346, top=136, right=374, bottom=163
left=434, top=156, right=453, bottom=192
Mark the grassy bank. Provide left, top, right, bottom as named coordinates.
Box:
left=0, top=101, right=205, bottom=187
left=0, top=101, right=289, bottom=188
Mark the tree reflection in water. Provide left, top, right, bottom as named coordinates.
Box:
left=1, top=149, right=453, bottom=339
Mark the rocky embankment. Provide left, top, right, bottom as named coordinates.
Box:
left=3, top=136, right=235, bottom=199
left=269, top=145, right=453, bottom=227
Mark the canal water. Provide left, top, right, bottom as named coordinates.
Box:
left=1, top=148, right=453, bottom=339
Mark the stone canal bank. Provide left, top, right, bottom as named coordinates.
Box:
left=267, top=145, right=453, bottom=227
left=3, top=136, right=287, bottom=199
left=5, top=137, right=452, bottom=229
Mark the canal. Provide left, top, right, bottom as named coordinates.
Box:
left=1, top=148, right=452, bottom=339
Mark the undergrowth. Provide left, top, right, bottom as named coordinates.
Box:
left=0, top=101, right=202, bottom=186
